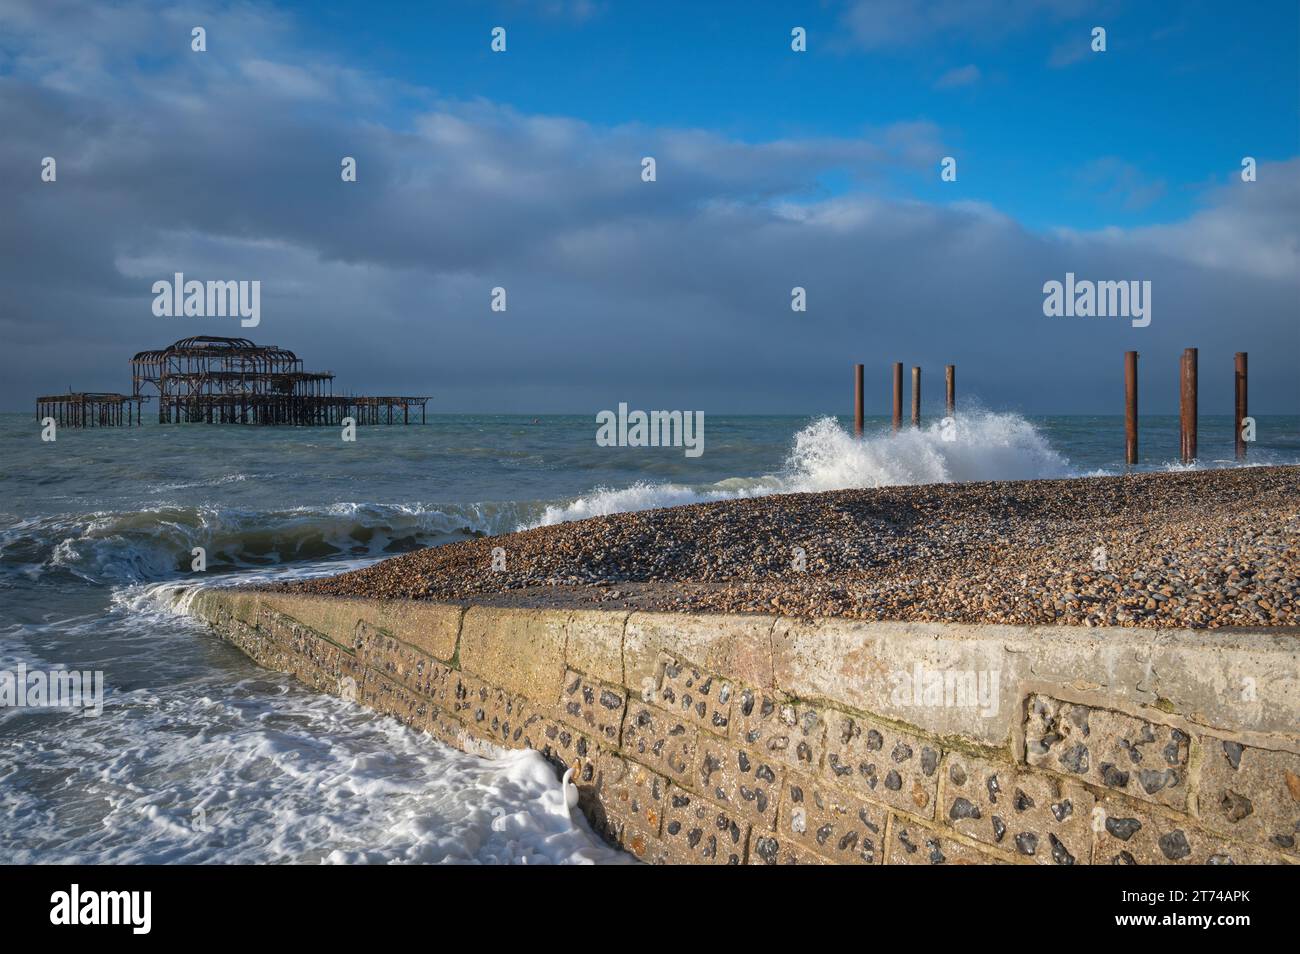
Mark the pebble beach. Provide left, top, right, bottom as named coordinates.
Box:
left=270, top=465, right=1300, bottom=629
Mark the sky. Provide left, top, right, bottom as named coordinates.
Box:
left=1, top=0, right=1297, bottom=414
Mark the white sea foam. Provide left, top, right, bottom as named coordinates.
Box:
left=2, top=502, right=527, bottom=585
left=0, top=672, right=630, bottom=865
left=529, top=411, right=1072, bottom=527
left=17, top=569, right=615, bottom=865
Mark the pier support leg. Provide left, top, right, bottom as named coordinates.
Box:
left=1235, top=352, right=1248, bottom=460
left=1180, top=347, right=1198, bottom=463
left=945, top=365, right=955, bottom=416
left=911, top=366, right=921, bottom=428
left=1125, top=351, right=1138, bottom=466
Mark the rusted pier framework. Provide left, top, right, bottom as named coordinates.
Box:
left=37, top=392, right=148, bottom=428
left=347, top=396, right=430, bottom=425
left=128, top=336, right=427, bottom=425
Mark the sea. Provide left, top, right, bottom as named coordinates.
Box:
left=2, top=409, right=1297, bottom=863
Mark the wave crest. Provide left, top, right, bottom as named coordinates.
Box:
left=1, top=502, right=528, bottom=585
left=529, top=410, right=1071, bottom=526
left=3, top=411, right=1074, bottom=580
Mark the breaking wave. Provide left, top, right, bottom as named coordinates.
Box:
left=2, top=411, right=1073, bottom=579
left=530, top=411, right=1072, bottom=526
left=0, top=671, right=631, bottom=864
left=0, top=501, right=531, bottom=585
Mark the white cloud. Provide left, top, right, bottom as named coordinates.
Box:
left=1058, top=159, right=1300, bottom=281
left=934, top=64, right=981, bottom=88
left=1075, top=157, right=1167, bottom=212
left=240, top=59, right=330, bottom=99
left=0, top=0, right=1295, bottom=413
left=840, top=0, right=1089, bottom=49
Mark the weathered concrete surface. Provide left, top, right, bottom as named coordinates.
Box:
left=773, top=617, right=1300, bottom=744
left=240, top=591, right=463, bottom=662
left=1194, top=736, right=1300, bottom=855
left=565, top=609, right=629, bottom=686
left=458, top=606, right=568, bottom=702
left=187, top=587, right=1299, bottom=866
left=624, top=612, right=774, bottom=698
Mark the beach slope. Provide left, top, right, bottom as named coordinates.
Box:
left=271, top=466, right=1300, bottom=629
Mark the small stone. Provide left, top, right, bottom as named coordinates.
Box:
left=1138, top=768, right=1174, bottom=794
left=1049, top=833, right=1075, bottom=866
left=1285, top=770, right=1300, bottom=801
left=753, top=836, right=779, bottom=864
left=1221, top=740, right=1244, bottom=770
left=1105, top=816, right=1142, bottom=841
left=1100, top=762, right=1130, bottom=789
left=1158, top=830, right=1192, bottom=861
left=920, top=747, right=938, bottom=776
left=1014, top=832, right=1038, bottom=856
left=1059, top=744, right=1089, bottom=774
left=1219, top=790, right=1253, bottom=823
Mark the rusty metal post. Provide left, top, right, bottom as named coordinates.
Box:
left=853, top=363, right=864, bottom=437
left=1180, top=348, right=1198, bottom=463
left=911, top=366, right=921, bottom=427
left=944, top=365, right=955, bottom=416
left=1235, top=352, right=1248, bottom=460
left=891, top=363, right=903, bottom=431
left=1124, top=351, right=1138, bottom=466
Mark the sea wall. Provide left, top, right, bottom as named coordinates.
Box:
left=190, top=588, right=1300, bottom=865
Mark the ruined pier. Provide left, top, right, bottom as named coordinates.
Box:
left=36, top=335, right=429, bottom=426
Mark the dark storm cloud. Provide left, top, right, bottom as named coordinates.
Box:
left=1, top=0, right=1296, bottom=414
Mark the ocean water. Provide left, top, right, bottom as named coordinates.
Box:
left=2, top=409, right=1297, bottom=864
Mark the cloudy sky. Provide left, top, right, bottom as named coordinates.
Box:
left=1, top=0, right=1296, bottom=414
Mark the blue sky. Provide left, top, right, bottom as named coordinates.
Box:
left=1, top=0, right=1297, bottom=414
left=280, top=0, right=1300, bottom=231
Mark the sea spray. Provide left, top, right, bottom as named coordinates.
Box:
left=781, top=412, right=1072, bottom=491
left=529, top=410, right=1072, bottom=527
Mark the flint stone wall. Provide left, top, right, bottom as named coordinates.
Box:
left=191, top=589, right=1300, bottom=865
